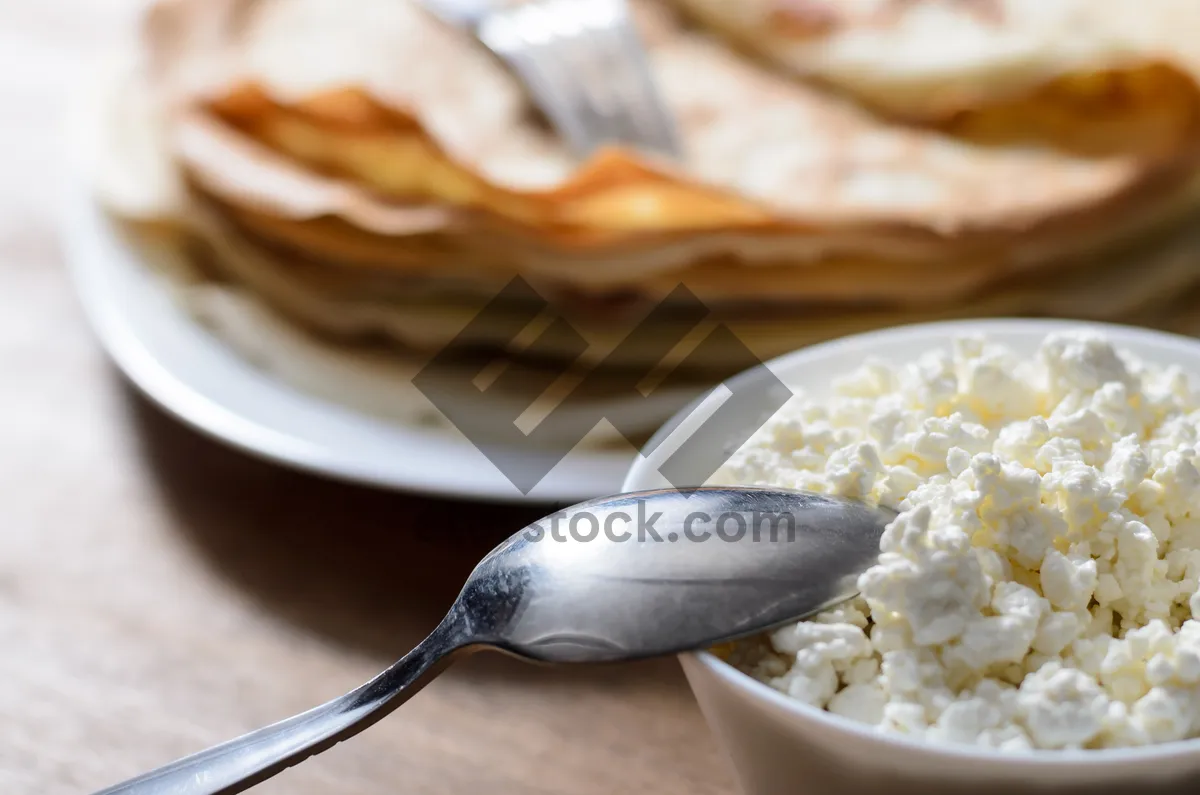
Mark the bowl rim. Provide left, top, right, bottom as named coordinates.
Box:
left=623, top=316, right=1200, bottom=765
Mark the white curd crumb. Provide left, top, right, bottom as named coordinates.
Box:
left=829, top=683, right=887, bottom=725
left=714, top=330, right=1200, bottom=751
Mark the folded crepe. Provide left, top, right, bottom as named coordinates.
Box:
left=160, top=193, right=1200, bottom=371
left=174, top=107, right=1200, bottom=310
left=665, top=0, right=1200, bottom=154
left=90, top=0, right=1200, bottom=439
left=136, top=0, right=1200, bottom=264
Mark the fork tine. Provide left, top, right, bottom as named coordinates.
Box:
left=479, top=7, right=597, bottom=157
left=476, top=0, right=681, bottom=160
left=532, top=0, right=619, bottom=153
left=555, top=0, right=639, bottom=151
left=576, top=0, right=679, bottom=157
left=606, top=3, right=681, bottom=156
left=599, top=16, right=655, bottom=148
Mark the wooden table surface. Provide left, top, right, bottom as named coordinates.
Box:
left=0, top=3, right=735, bottom=792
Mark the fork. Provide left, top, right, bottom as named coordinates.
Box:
left=421, top=0, right=682, bottom=159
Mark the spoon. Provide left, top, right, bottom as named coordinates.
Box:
left=93, top=487, right=895, bottom=795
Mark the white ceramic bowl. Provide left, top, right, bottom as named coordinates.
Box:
left=622, top=319, right=1200, bottom=795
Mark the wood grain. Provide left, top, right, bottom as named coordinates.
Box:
left=0, top=2, right=736, bottom=792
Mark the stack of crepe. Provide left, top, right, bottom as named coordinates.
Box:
left=92, top=0, right=1200, bottom=445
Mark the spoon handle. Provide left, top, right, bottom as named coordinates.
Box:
left=92, top=622, right=463, bottom=795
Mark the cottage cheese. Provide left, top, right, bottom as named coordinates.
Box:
left=714, top=331, right=1200, bottom=750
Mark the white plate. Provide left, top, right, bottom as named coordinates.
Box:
left=58, top=173, right=642, bottom=504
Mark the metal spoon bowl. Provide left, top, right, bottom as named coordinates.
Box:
left=93, top=487, right=894, bottom=795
